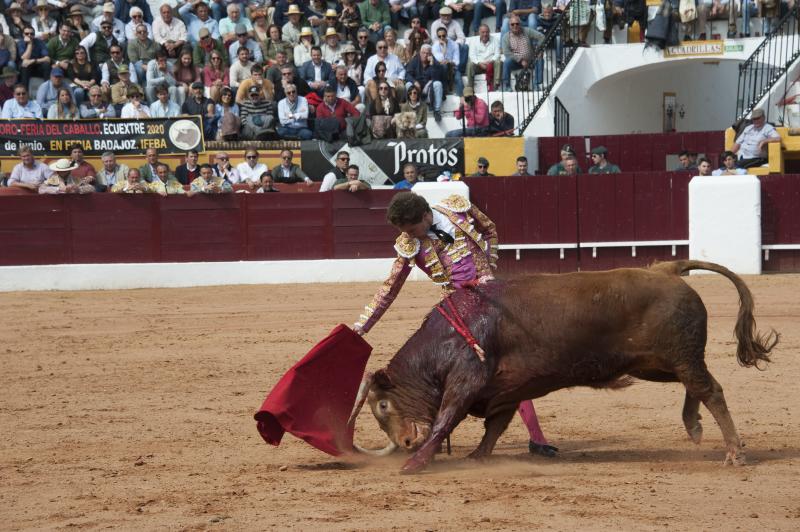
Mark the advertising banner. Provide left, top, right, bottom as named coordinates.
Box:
left=0, top=117, right=205, bottom=156
left=300, top=139, right=465, bottom=187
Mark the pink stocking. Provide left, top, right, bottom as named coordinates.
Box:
left=517, top=400, right=548, bottom=445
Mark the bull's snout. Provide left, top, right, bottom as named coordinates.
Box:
left=397, top=422, right=430, bottom=451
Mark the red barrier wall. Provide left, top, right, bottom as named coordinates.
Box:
left=2, top=173, right=798, bottom=273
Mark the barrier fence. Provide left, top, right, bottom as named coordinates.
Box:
left=1, top=173, right=799, bottom=272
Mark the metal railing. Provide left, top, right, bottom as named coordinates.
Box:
left=735, top=3, right=800, bottom=122
left=554, top=96, right=570, bottom=136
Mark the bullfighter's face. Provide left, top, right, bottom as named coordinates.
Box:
left=394, top=211, right=433, bottom=239
left=367, top=387, right=431, bottom=452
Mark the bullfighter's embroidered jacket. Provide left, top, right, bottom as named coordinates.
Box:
left=356, top=194, right=499, bottom=333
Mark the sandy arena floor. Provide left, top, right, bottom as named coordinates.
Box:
left=1, top=272, right=799, bottom=531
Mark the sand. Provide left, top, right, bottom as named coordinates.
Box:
left=1, top=273, right=798, bottom=531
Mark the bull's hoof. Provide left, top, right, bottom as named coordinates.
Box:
left=686, top=422, right=703, bottom=445
left=529, top=441, right=559, bottom=458
left=466, top=449, right=489, bottom=461
left=723, top=448, right=747, bottom=466
left=400, top=456, right=430, bottom=474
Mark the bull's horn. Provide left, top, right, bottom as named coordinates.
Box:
left=353, top=441, right=398, bottom=457
left=347, top=371, right=373, bottom=428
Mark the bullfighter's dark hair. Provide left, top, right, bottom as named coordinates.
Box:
left=386, top=192, right=430, bottom=226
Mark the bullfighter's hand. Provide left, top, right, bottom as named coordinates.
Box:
left=477, top=275, right=494, bottom=284
left=353, top=324, right=365, bottom=336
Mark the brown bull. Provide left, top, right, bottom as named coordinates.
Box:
left=349, top=260, right=778, bottom=474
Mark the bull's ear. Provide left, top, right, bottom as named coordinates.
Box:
left=372, top=368, right=394, bottom=390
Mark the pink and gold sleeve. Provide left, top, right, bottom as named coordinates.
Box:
left=470, top=205, right=499, bottom=269
left=355, top=256, right=413, bottom=334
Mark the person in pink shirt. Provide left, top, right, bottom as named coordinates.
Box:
left=446, top=86, right=489, bottom=137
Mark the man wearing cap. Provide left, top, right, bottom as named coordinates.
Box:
left=588, top=146, right=621, bottom=174
left=431, top=6, right=469, bottom=77
left=360, top=0, right=392, bottom=42
left=47, top=24, right=80, bottom=72
left=446, top=86, right=489, bottom=137
left=66, top=5, right=92, bottom=40
left=469, top=156, right=495, bottom=176
left=35, top=68, right=73, bottom=110
left=0, top=67, right=17, bottom=106
left=124, top=7, right=153, bottom=42
left=79, top=17, right=119, bottom=66
left=321, top=27, right=343, bottom=64
left=178, top=1, right=219, bottom=45
left=229, top=22, right=263, bottom=64
left=731, top=108, right=781, bottom=168
left=240, top=85, right=277, bottom=140
left=282, top=4, right=306, bottom=46
left=8, top=146, right=52, bottom=191
left=277, top=83, right=313, bottom=140
left=220, top=3, right=253, bottom=45
left=150, top=82, right=181, bottom=117
left=39, top=159, right=95, bottom=195
left=110, top=64, right=142, bottom=109
left=299, top=45, right=333, bottom=96
left=193, top=26, right=226, bottom=68
left=152, top=4, right=187, bottom=55
left=182, top=81, right=217, bottom=137
left=547, top=143, right=582, bottom=175
left=92, top=2, right=126, bottom=45
left=18, top=24, right=52, bottom=89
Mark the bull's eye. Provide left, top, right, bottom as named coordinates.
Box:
left=379, top=400, right=388, bottom=412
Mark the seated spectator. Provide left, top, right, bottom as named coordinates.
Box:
left=152, top=4, right=187, bottom=60
left=36, top=67, right=72, bottom=111
left=547, top=143, right=581, bottom=175
left=39, top=159, right=95, bottom=195
left=120, top=86, right=150, bottom=118
left=470, top=156, right=495, bottom=176
left=315, top=86, right=360, bottom=137
left=127, top=23, right=158, bottom=83
left=237, top=64, right=275, bottom=104
left=175, top=150, right=201, bottom=185
left=202, top=50, right=228, bottom=101
left=150, top=83, right=181, bottom=117
left=393, top=163, right=421, bottom=189
left=46, top=23, right=79, bottom=73
left=500, top=0, right=541, bottom=42
left=7, top=146, right=53, bottom=192
left=33, top=0, right=57, bottom=43
left=110, top=65, right=142, bottom=111
left=712, top=151, right=748, bottom=176
left=80, top=85, right=116, bottom=118
left=405, top=44, right=444, bottom=122
left=365, top=40, right=405, bottom=102
left=334, top=164, right=371, bottom=191
left=229, top=23, right=263, bottom=64
left=0, top=29, right=16, bottom=77
left=146, top=51, right=180, bottom=103
left=0, top=68, right=16, bottom=107
left=403, top=16, right=430, bottom=43
left=300, top=45, right=333, bottom=96
left=152, top=162, right=184, bottom=195
left=240, top=85, right=276, bottom=140
left=319, top=150, right=350, bottom=191
left=293, top=27, right=316, bottom=67
left=674, top=150, right=696, bottom=171
left=487, top=100, right=515, bottom=135
left=502, top=15, right=545, bottom=91
left=101, top=44, right=138, bottom=100
left=430, top=7, right=468, bottom=71
left=272, top=149, right=312, bottom=184
left=513, top=155, right=531, bottom=176
left=340, top=0, right=363, bottom=43
left=182, top=81, right=217, bottom=137
left=696, top=157, right=713, bottom=176
left=277, top=84, right=313, bottom=140
left=445, top=0, right=475, bottom=39
left=111, top=168, right=160, bottom=194
left=369, top=80, right=400, bottom=138
left=229, top=46, right=254, bottom=91
left=92, top=3, right=126, bottom=45
left=1, top=84, right=43, bottom=119
left=236, top=149, right=268, bottom=188
left=474, top=0, right=507, bottom=34
left=446, top=87, right=489, bottom=137
left=403, top=28, right=426, bottom=65
left=467, top=24, right=501, bottom=91
left=321, top=27, right=344, bottom=64
left=95, top=151, right=129, bottom=192
left=139, top=148, right=161, bottom=183
left=360, top=0, right=392, bottom=42
left=559, top=155, right=580, bottom=176
left=174, top=50, right=201, bottom=103
left=6, top=3, right=28, bottom=41
left=193, top=27, right=226, bottom=70
left=282, top=5, right=306, bottom=46
left=432, top=26, right=462, bottom=95
left=17, top=24, right=52, bottom=89
left=329, top=64, right=363, bottom=111
left=256, top=171, right=279, bottom=193
left=399, top=84, right=428, bottom=138
left=215, top=87, right=241, bottom=140
left=220, top=3, right=253, bottom=46
left=262, top=25, right=293, bottom=67
left=65, top=6, right=92, bottom=41
left=317, top=8, right=344, bottom=41
left=731, top=108, right=781, bottom=168
left=79, top=18, right=118, bottom=68
left=67, top=45, right=99, bottom=105
left=588, top=146, right=621, bottom=174
left=124, top=8, right=152, bottom=43
left=266, top=49, right=292, bottom=88
left=178, top=1, right=219, bottom=45
left=69, top=146, right=96, bottom=185
left=47, top=87, right=80, bottom=119
left=212, top=152, right=240, bottom=183
left=189, top=164, right=234, bottom=196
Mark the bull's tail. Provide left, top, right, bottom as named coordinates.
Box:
left=652, top=260, right=779, bottom=368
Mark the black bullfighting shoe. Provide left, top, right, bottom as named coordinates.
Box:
left=528, top=441, right=559, bottom=457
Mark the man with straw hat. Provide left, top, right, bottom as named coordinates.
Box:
left=321, top=26, right=343, bottom=64
left=282, top=4, right=306, bottom=45
left=39, top=159, right=95, bottom=195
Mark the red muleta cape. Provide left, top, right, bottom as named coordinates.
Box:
left=254, top=324, right=372, bottom=456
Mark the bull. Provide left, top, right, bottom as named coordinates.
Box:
left=348, top=260, right=778, bottom=474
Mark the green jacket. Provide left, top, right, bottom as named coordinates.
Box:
left=588, top=163, right=621, bottom=174
left=47, top=36, right=79, bottom=63
left=359, top=0, right=391, bottom=27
